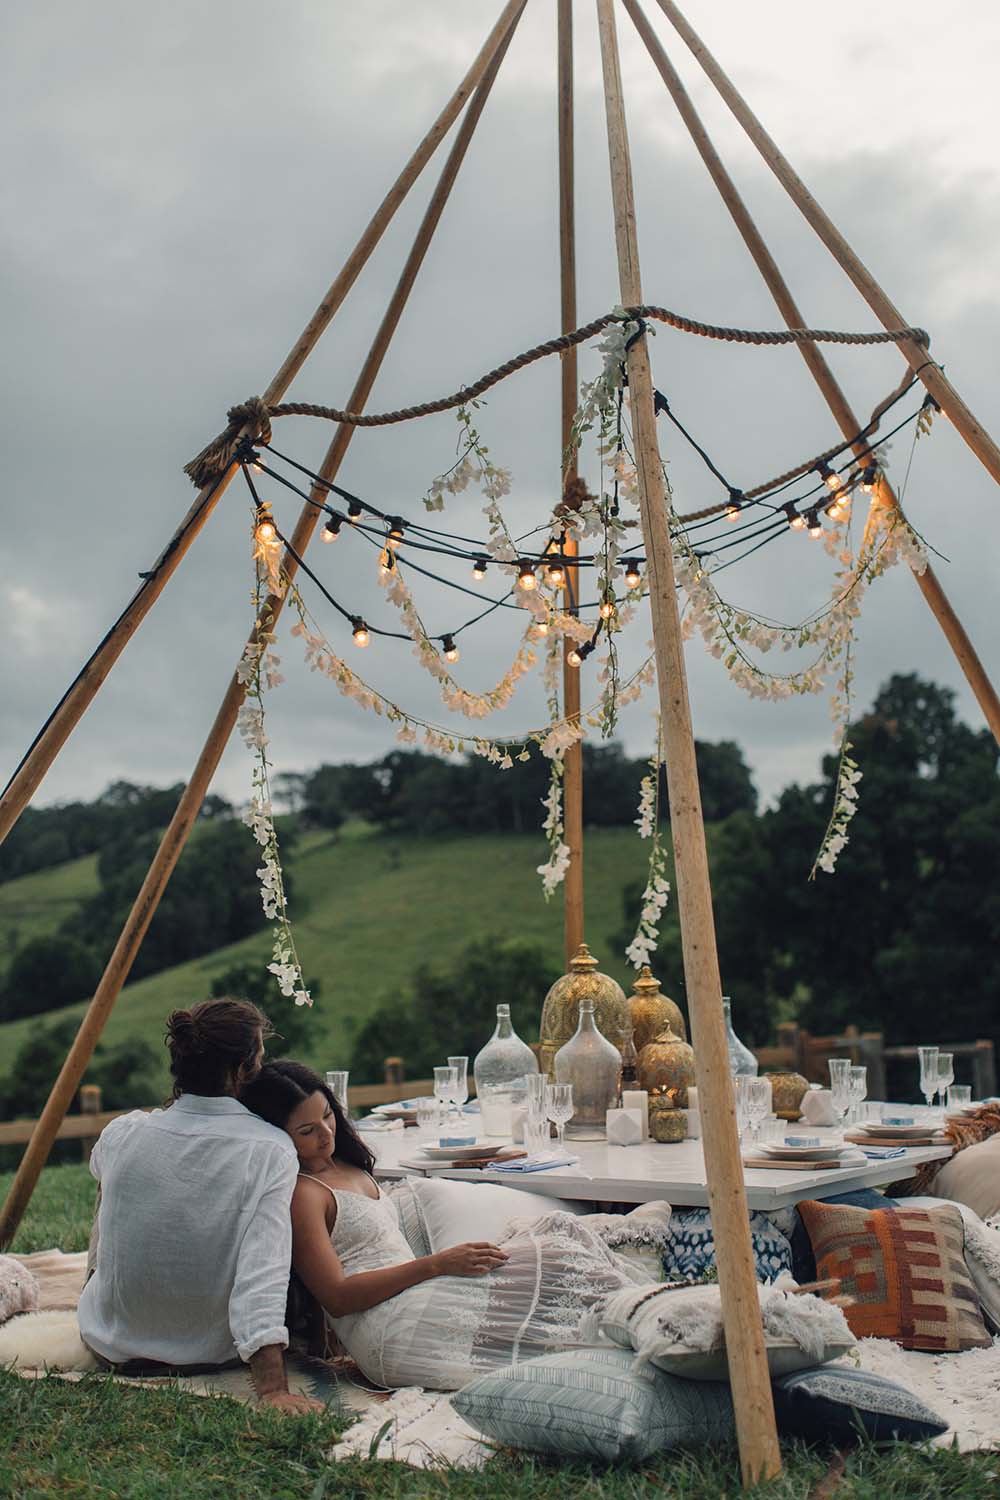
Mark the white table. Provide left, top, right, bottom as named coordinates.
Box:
left=367, top=1127, right=951, bottom=1212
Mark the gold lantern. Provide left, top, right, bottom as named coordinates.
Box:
left=763, top=1070, right=810, bottom=1121
left=637, top=1022, right=696, bottom=1108
left=628, top=965, right=687, bottom=1053
left=648, top=1096, right=687, bottom=1143
left=539, top=943, right=628, bottom=1081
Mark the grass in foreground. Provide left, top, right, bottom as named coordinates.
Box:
left=0, top=1162, right=96, bottom=1254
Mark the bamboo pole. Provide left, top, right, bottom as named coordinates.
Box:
left=558, top=0, right=584, bottom=963
left=0, top=0, right=527, bottom=851
left=594, top=0, right=780, bottom=1483
left=623, top=0, right=1000, bottom=747
left=651, top=0, right=1000, bottom=491
left=0, top=6, right=524, bottom=1251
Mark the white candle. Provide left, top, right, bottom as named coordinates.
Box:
left=622, top=1090, right=649, bottom=1140
left=606, top=1107, right=644, bottom=1147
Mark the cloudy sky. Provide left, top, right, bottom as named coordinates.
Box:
left=4, top=1, right=998, bottom=815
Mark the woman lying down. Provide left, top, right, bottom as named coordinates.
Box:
left=242, top=1062, right=664, bottom=1391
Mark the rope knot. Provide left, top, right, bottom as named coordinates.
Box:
left=183, top=396, right=273, bottom=490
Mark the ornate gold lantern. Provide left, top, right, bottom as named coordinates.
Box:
left=763, top=1070, right=810, bottom=1121
left=648, top=1098, right=687, bottom=1143
left=539, top=943, right=628, bottom=1081
left=628, top=965, right=687, bottom=1053
left=637, top=1022, right=696, bottom=1108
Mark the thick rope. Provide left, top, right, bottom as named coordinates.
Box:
left=184, top=305, right=930, bottom=488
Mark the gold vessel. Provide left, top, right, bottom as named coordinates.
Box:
left=648, top=1099, right=687, bottom=1143
left=539, top=943, right=628, bottom=1081
left=637, top=1022, right=696, bottom=1108
left=628, top=965, right=687, bottom=1052
left=763, top=1069, right=810, bottom=1121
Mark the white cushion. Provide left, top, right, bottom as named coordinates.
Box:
left=407, top=1177, right=587, bottom=1253
left=930, top=1134, right=1000, bottom=1220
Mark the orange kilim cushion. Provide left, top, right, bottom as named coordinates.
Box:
left=797, top=1200, right=991, bottom=1353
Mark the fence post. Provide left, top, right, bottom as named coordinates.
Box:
left=79, top=1085, right=102, bottom=1165
left=973, top=1041, right=997, bottom=1100
left=383, top=1057, right=405, bottom=1087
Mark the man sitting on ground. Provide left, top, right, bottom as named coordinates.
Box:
left=78, top=997, right=321, bottom=1413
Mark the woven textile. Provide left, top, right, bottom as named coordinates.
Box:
left=799, top=1200, right=992, bottom=1353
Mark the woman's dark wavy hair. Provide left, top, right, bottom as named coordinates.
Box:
left=241, top=1060, right=375, bottom=1175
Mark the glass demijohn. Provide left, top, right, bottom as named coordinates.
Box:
left=473, top=1004, right=539, bottom=1098
left=723, top=997, right=758, bottom=1076
left=553, top=996, right=621, bottom=1138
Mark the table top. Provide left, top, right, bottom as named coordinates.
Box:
left=366, top=1126, right=952, bottom=1211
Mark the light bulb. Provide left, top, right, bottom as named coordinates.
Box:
left=566, top=647, right=582, bottom=667
left=351, top=619, right=369, bottom=647
left=534, top=619, right=549, bottom=637
left=861, top=465, right=878, bottom=494
left=599, top=597, right=615, bottom=621
left=806, top=510, right=823, bottom=539
left=254, top=511, right=276, bottom=544
left=546, top=562, right=565, bottom=587
left=387, top=517, right=405, bottom=549
left=517, top=561, right=537, bottom=591
left=321, top=515, right=342, bottom=542
left=442, top=634, right=459, bottom=663
left=348, top=501, right=363, bottom=523
left=818, top=461, right=840, bottom=491
left=472, top=557, right=488, bottom=582
left=624, top=561, right=641, bottom=588
left=726, top=503, right=741, bottom=523
left=783, top=504, right=805, bottom=531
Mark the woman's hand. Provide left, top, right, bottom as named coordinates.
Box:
left=430, top=1242, right=509, bottom=1278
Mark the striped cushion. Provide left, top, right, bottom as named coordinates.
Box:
left=451, top=1347, right=734, bottom=1461
left=384, top=1181, right=431, bottom=1258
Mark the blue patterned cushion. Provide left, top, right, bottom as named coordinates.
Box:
left=663, top=1209, right=792, bottom=1283
left=452, top=1346, right=734, bottom=1461
left=772, top=1365, right=948, bottom=1443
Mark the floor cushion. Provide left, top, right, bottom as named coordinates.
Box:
left=930, top=1134, right=1000, bottom=1221
left=903, top=1195, right=1000, bottom=1333
left=798, top=1200, right=992, bottom=1352
left=789, top=1189, right=895, bottom=1284
left=400, top=1177, right=587, bottom=1255
left=663, top=1207, right=792, bottom=1283
left=772, top=1364, right=949, bottom=1442
left=451, top=1345, right=734, bottom=1461
left=0, top=1256, right=39, bottom=1324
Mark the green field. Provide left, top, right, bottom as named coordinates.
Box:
left=0, top=826, right=648, bottom=1092
left=0, top=852, right=100, bottom=984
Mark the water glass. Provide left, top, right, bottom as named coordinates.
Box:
left=415, top=1098, right=439, bottom=1136
left=828, top=1059, right=852, bottom=1128
left=523, top=1073, right=547, bottom=1114
left=479, top=1083, right=514, bottom=1137
left=848, top=1065, right=867, bottom=1125
left=545, top=1083, right=574, bottom=1148
left=918, top=1046, right=939, bottom=1113
left=936, top=1053, right=954, bottom=1113
left=734, top=1075, right=754, bottom=1140
left=447, top=1056, right=469, bottom=1109
left=522, top=1115, right=552, bottom=1155
left=325, top=1071, right=349, bottom=1113
left=744, top=1077, right=773, bottom=1144
left=757, top=1115, right=785, bottom=1144
left=948, top=1084, right=972, bottom=1111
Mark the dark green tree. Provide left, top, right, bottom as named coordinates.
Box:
left=0, top=935, right=102, bottom=1021
left=208, top=961, right=322, bottom=1059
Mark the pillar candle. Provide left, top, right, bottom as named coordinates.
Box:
left=622, top=1089, right=649, bottom=1140
left=606, top=1107, right=644, bottom=1147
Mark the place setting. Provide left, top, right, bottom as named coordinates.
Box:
left=395, top=1062, right=580, bottom=1174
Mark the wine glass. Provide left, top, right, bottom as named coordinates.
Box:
left=325, top=1071, right=349, bottom=1114
left=447, top=1056, right=469, bottom=1125
left=734, top=1075, right=753, bottom=1141
left=545, top=1083, right=574, bottom=1148
left=828, top=1059, right=852, bottom=1130
left=433, top=1066, right=459, bottom=1131
left=918, top=1047, right=940, bottom=1118
left=936, top=1053, right=954, bottom=1118
left=848, top=1065, right=868, bottom=1126
left=744, top=1077, right=773, bottom=1145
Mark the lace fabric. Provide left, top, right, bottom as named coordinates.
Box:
left=324, top=1188, right=653, bottom=1391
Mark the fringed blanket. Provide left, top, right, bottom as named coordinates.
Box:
left=892, top=1103, right=1000, bottom=1197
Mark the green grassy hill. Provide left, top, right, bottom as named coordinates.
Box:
left=0, top=826, right=649, bottom=1093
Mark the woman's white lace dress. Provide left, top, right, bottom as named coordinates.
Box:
left=321, top=1185, right=653, bottom=1390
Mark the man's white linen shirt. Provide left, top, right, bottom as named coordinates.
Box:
left=77, top=1094, right=298, bottom=1366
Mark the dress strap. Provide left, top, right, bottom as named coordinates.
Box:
left=297, top=1172, right=339, bottom=1199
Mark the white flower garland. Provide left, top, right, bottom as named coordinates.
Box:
left=536, top=637, right=571, bottom=898
left=626, top=722, right=671, bottom=969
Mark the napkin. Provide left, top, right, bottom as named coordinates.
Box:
left=489, top=1151, right=580, bottom=1173
left=357, top=1116, right=405, bottom=1133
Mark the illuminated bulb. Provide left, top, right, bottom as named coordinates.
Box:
left=806, top=509, right=823, bottom=539
left=254, top=509, right=276, bottom=544
left=726, top=503, right=741, bottom=523
left=321, top=515, right=342, bottom=543
left=442, top=634, right=459, bottom=664
left=472, top=557, right=488, bottom=582
left=250, top=452, right=265, bottom=475
left=624, top=560, right=641, bottom=588
left=517, top=560, right=537, bottom=591
left=546, top=561, right=566, bottom=587
left=351, top=618, right=369, bottom=647
left=599, top=596, right=615, bottom=621
left=861, top=465, right=878, bottom=494
left=387, top=517, right=405, bottom=549
left=534, top=619, right=549, bottom=637
left=818, top=461, right=841, bottom=491
left=347, top=500, right=363, bottom=523
left=566, top=647, right=582, bottom=668
left=783, top=503, right=805, bottom=531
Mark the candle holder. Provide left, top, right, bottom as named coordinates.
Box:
left=648, top=1094, right=687, bottom=1143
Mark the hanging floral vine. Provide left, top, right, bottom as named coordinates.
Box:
left=626, top=721, right=672, bottom=969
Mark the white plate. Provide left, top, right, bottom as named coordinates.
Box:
left=757, top=1142, right=845, bottom=1161
left=416, top=1142, right=504, bottom=1160
left=373, top=1097, right=432, bottom=1116
left=857, top=1123, right=933, bottom=1139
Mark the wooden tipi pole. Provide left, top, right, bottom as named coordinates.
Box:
left=0, top=4, right=524, bottom=1251
left=623, top=0, right=1000, bottom=746
left=652, top=0, right=1000, bottom=491
left=0, top=0, right=526, bottom=850
left=594, top=0, right=780, bottom=1483
left=557, top=0, right=585, bottom=962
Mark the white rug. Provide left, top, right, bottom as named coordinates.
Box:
left=852, top=1335, right=1000, bottom=1452
left=331, top=1387, right=493, bottom=1468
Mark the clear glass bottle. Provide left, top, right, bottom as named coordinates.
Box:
left=554, top=996, right=621, bottom=1137
left=723, top=996, right=758, bottom=1076
left=473, top=1004, right=539, bottom=1097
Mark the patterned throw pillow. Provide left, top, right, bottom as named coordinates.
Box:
left=772, top=1365, right=949, bottom=1443
left=662, top=1208, right=793, bottom=1283
left=452, top=1346, right=734, bottom=1461
left=798, top=1200, right=992, bottom=1352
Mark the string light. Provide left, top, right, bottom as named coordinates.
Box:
left=861, top=465, right=878, bottom=494
left=725, top=489, right=744, bottom=522
left=578, top=641, right=595, bottom=661
left=817, top=460, right=841, bottom=491
left=827, top=492, right=850, bottom=520
left=442, top=633, right=459, bottom=663
left=517, top=559, right=538, bottom=591
left=806, top=507, right=823, bottom=539
left=321, top=514, right=343, bottom=543
left=623, top=559, right=642, bottom=588
left=546, top=558, right=566, bottom=587
left=783, top=502, right=806, bottom=531
left=534, top=619, right=550, bottom=637
left=566, top=646, right=582, bottom=668
left=351, top=617, right=370, bottom=647
left=254, top=506, right=277, bottom=544
left=472, top=556, right=488, bottom=581
left=387, top=517, right=405, bottom=549
left=599, top=596, right=616, bottom=621
left=347, top=500, right=363, bottom=523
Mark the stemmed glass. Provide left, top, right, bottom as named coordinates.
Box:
left=828, top=1059, right=852, bottom=1130
left=545, top=1083, right=574, bottom=1148
left=848, top=1065, right=868, bottom=1126
left=433, top=1066, right=459, bottom=1130
left=447, top=1056, right=469, bottom=1122
left=734, top=1075, right=753, bottom=1141
left=325, top=1071, right=349, bottom=1114
left=744, top=1077, right=773, bottom=1145
left=918, top=1047, right=940, bottom=1118
left=936, top=1053, right=955, bottom=1118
